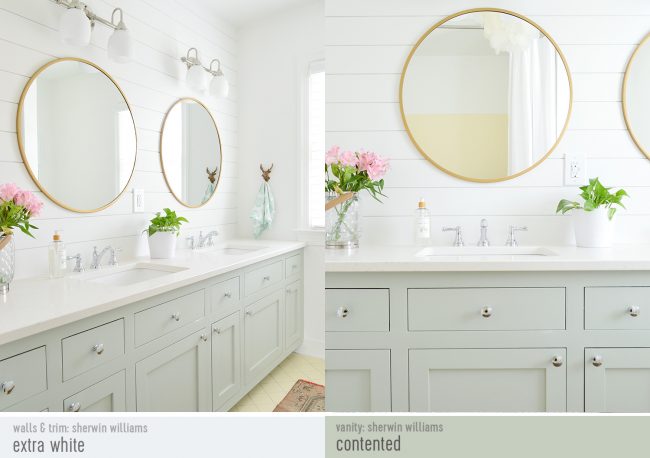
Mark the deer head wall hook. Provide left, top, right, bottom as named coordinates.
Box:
left=260, top=163, right=273, bottom=182
left=206, top=166, right=218, bottom=183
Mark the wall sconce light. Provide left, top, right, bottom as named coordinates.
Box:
left=51, top=0, right=134, bottom=63
left=181, top=48, right=230, bottom=99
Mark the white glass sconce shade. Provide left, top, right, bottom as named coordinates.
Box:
left=59, top=6, right=91, bottom=46
left=187, top=64, right=207, bottom=92
left=107, top=28, right=133, bottom=63
left=210, top=73, right=229, bottom=99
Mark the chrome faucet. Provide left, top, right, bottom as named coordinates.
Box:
left=90, top=245, right=119, bottom=269
left=505, top=225, right=528, bottom=247
left=66, top=253, right=84, bottom=273
left=197, top=230, right=219, bottom=248
left=477, top=219, right=490, bottom=247
left=442, top=226, right=464, bottom=247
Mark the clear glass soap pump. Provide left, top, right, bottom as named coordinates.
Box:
left=48, top=230, right=67, bottom=279
left=414, top=198, right=431, bottom=246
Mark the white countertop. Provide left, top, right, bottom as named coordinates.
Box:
left=325, top=244, right=650, bottom=272
left=0, top=239, right=304, bottom=346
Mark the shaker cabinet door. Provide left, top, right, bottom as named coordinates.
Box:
left=585, top=348, right=650, bottom=412
left=63, top=371, right=126, bottom=412
left=409, top=348, right=566, bottom=412
left=211, top=312, right=242, bottom=411
left=244, top=290, right=284, bottom=383
left=325, top=349, right=391, bottom=412
left=285, top=280, right=303, bottom=351
left=136, top=329, right=211, bottom=412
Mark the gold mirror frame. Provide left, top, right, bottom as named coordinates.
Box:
left=16, top=57, right=137, bottom=213
left=159, top=97, right=223, bottom=208
left=399, top=8, right=573, bottom=183
left=622, top=30, right=650, bottom=159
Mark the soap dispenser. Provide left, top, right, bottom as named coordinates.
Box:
left=48, top=230, right=67, bottom=278
left=414, top=198, right=431, bottom=245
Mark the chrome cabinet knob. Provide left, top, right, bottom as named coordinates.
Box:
left=336, top=307, right=349, bottom=318
left=263, top=275, right=271, bottom=281
left=213, top=328, right=222, bottom=334
left=200, top=333, right=208, bottom=342
left=224, top=292, right=232, bottom=298
left=592, top=355, right=603, bottom=367
left=92, top=344, right=104, bottom=355
left=628, top=305, right=640, bottom=317
left=552, top=355, right=564, bottom=367
left=68, top=402, right=81, bottom=412
left=2, top=381, right=15, bottom=395
left=171, top=312, right=181, bottom=322
left=481, top=306, right=493, bottom=318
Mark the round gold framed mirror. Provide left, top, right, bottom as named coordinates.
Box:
left=17, top=57, right=137, bottom=212
left=399, top=8, right=573, bottom=183
left=623, top=31, right=650, bottom=158
left=160, top=98, right=223, bottom=208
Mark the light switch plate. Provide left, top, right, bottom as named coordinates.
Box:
left=133, top=189, right=145, bottom=213
left=564, top=153, right=587, bottom=186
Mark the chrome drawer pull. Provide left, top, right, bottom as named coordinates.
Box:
left=336, top=307, right=349, bottom=318
left=480, top=306, right=493, bottom=318
left=1, top=381, right=15, bottom=395
left=263, top=275, right=271, bottom=281
left=171, top=312, right=181, bottom=322
left=214, top=328, right=222, bottom=334
left=628, top=305, right=640, bottom=317
left=224, top=292, right=232, bottom=298
left=92, top=344, right=104, bottom=355
left=68, top=402, right=81, bottom=412
left=552, top=356, right=564, bottom=367
left=200, top=334, right=208, bottom=342
left=592, top=355, right=603, bottom=367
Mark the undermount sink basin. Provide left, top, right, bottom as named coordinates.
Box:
left=212, top=245, right=267, bottom=255
left=84, top=263, right=188, bottom=287
left=416, top=246, right=558, bottom=257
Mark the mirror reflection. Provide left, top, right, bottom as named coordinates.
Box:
left=624, top=34, right=650, bottom=158
left=18, top=58, right=137, bottom=212
left=400, top=10, right=572, bottom=182
left=161, top=98, right=222, bottom=207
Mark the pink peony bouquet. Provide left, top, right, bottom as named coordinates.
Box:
left=325, top=146, right=389, bottom=201
left=0, top=183, right=42, bottom=238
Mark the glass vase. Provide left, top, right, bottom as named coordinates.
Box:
left=325, top=192, right=360, bottom=249
left=0, top=235, right=15, bottom=295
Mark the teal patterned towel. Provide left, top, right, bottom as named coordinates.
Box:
left=250, top=182, right=275, bottom=238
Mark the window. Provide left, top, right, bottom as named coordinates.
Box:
left=305, top=59, right=325, bottom=228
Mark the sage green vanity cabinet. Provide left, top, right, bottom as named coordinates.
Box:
left=326, top=270, right=650, bottom=412
left=0, top=249, right=304, bottom=412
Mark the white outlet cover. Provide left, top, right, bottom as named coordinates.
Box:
left=133, top=189, right=145, bottom=213
left=564, top=153, right=587, bottom=186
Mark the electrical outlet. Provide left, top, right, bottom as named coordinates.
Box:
left=564, top=153, right=587, bottom=186
left=133, top=189, right=145, bottom=213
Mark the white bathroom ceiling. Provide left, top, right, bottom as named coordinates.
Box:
left=188, top=0, right=314, bottom=26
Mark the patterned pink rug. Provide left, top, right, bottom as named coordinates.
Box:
left=273, top=379, right=325, bottom=412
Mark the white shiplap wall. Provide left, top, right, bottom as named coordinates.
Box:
left=0, top=0, right=238, bottom=278
left=326, top=0, right=650, bottom=246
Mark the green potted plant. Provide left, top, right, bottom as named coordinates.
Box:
left=556, top=177, right=628, bottom=247
left=146, top=208, right=188, bottom=259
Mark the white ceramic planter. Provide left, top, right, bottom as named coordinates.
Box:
left=148, top=231, right=178, bottom=259
left=573, top=207, right=614, bottom=248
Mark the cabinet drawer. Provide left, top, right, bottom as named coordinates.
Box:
left=285, top=254, right=302, bottom=278
left=62, top=319, right=125, bottom=381
left=585, top=287, right=650, bottom=330
left=326, top=289, right=389, bottom=332
left=0, top=347, right=47, bottom=410
left=63, top=371, right=126, bottom=412
left=135, top=290, right=205, bottom=346
left=408, top=288, right=565, bottom=331
left=209, top=277, right=240, bottom=316
left=244, top=261, right=283, bottom=296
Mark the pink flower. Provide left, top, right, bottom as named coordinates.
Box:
left=325, top=146, right=340, bottom=165
left=0, top=183, right=19, bottom=202
left=339, top=150, right=358, bottom=167
left=14, top=190, right=43, bottom=217
left=358, top=150, right=390, bottom=181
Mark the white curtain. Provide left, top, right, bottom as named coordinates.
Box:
left=508, top=37, right=557, bottom=174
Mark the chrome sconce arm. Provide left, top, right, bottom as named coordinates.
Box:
left=180, top=48, right=229, bottom=98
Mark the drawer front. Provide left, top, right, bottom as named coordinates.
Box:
left=135, top=290, right=205, bottom=346
left=408, top=288, right=565, bottom=331
left=0, top=347, right=47, bottom=410
left=209, top=277, right=240, bottom=316
left=63, top=371, right=126, bottom=412
left=585, top=287, right=650, bottom=330
left=326, top=289, right=390, bottom=332
left=285, top=254, right=302, bottom=278
left=62, top=319, right=125, bottom=381
left=244, top=261, right=283, bottom=296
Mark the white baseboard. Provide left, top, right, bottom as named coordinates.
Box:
left=296, top=338, right=325, bottom=359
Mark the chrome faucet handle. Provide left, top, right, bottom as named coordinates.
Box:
left=66, top=254, right=84, bottom=273
left=90, top=246, right=100, bottom=269
left=442, top=226, right=464, bottom=247
left=477, top=218, right=490, bottom=247
left=186, top=235, right=195, bottom=250
left=505, top=225, right=528, bottom=247
left=109, top=248, right=121, bottom=266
